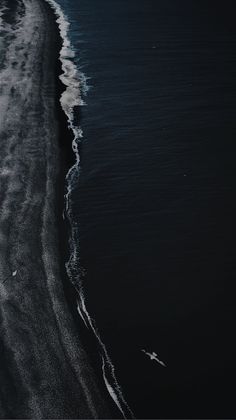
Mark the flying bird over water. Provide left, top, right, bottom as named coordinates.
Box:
left=142, top=349, right=166, bottom=367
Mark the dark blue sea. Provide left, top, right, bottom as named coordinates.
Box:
left=56, top=0, right=236, bottom=417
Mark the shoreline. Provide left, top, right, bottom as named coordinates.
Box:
left=0, top=0, right=117, bottom=417
left=48, top=1, right=123, bottom=417
left=44, top=2, right=134, bottom=417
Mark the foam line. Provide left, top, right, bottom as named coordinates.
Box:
left=43, top=1, right=134, bottom=418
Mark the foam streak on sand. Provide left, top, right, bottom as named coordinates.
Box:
left=0, top=4, right=6, bottom=31
left=44, top=0, right=134, bottom=418
left=0, top=0, right=112, bottom=417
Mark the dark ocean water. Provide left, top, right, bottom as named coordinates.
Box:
left=57, top=1, right=236, bottom=417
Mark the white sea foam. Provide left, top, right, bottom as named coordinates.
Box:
left=102, top=357, right=125, bottom=417
left=0, top=168, right=12, bottom=177
left=44, top=1, right=134, bottom=418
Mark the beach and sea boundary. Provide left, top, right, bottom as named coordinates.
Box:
left=0, top=0, right=133, bottom=417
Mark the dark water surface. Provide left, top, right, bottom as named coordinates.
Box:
left=57, top=0, right=236, bottom=417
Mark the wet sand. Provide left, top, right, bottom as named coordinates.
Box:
left=0, top=0, right=114, bottom=417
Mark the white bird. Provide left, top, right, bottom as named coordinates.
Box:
left=142, top=349, right=166, bottom=367
left=12, top=270, right=17, bottom=277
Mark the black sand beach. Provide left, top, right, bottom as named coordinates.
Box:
left=0, top=0, right=118, bottom=417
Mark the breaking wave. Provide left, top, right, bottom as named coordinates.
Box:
left=43, top=0, right=134, bottom=417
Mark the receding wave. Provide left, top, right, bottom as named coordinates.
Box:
left=44, top=0, right=134, bottom=417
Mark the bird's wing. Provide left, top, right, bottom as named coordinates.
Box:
left=155, top=358, right=166, bottom=367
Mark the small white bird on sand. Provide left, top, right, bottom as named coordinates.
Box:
left=142, top=349, right=166, bottom=367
